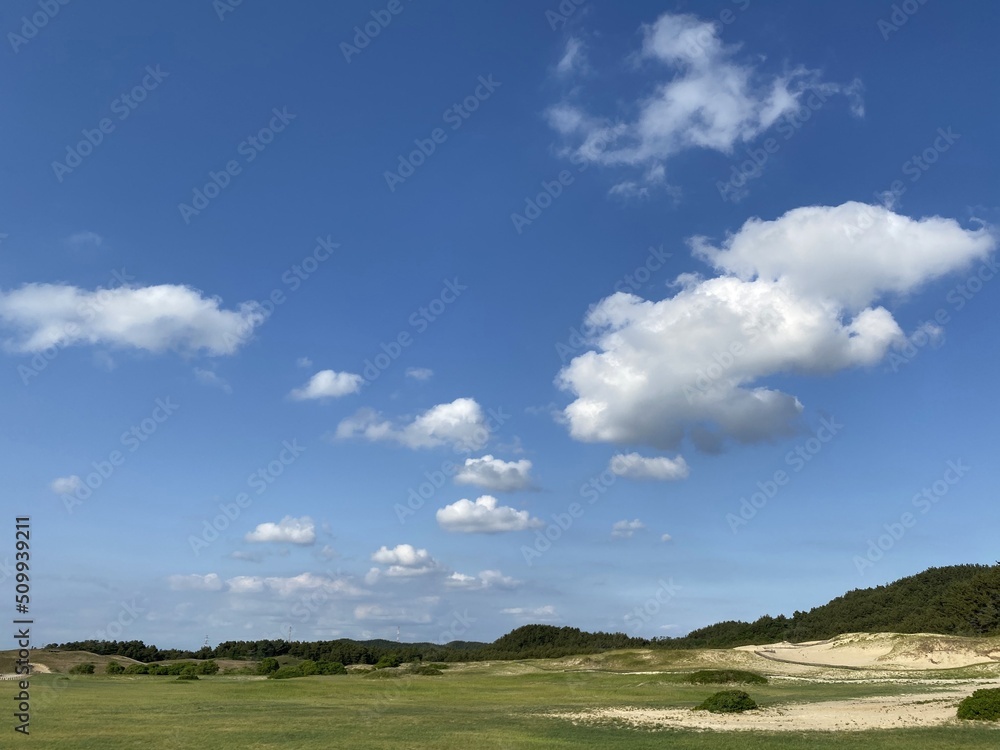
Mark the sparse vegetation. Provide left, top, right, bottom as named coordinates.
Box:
left=686, top=669, right=767, bottom=685
left=694, top=690, right=759, bottom=713
left=68, top=663, right=94, bottom=675
left=957, top=688, right=1000, bottom=721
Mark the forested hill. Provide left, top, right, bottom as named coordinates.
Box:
left=675, top=563, right=1000, bottom=648
left=45, top=564, right=999, bottom=662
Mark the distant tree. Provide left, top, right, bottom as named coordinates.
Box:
left=105, top=662, right=125, bottom=675
left=257, top=657, right=280, bottom=675
left=197, top=660, right=220, bottom=675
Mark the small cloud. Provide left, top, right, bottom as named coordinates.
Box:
left=454, top=455, right=533, bottom=492
left=405, top=367, right=434, bottom=381
left=611, top=519, right=645, bottom=539
left=296, top=357, right=313, bottom=369
left=245, top=516, right=317, bottom=545
left=67, top=231, right=103, bottom=248
left=194, top=367, right=232, bottom=394
left=319, top=545, right=338, bottom=560
left=610, top=453, right=690, bottom=481
left=290, top=370, right=363, bottom=400
left=556, top=37, right=587, bottom=76
left=661, top=533, right=673, bottom=543
left=51, top=475, right=82, bottom=495
left=370, top=544, right=442, bottom=577
left=168, top=573, right=223, bottom=591
left=336, top=398, right=490, bottom=452
left=230, top=551, right=264, bottom=562
left=447, top=570, right=521, bottom=590
left=437, top=496, right=543, bottom=534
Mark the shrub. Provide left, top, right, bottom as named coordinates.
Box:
left=257, top=657, right=280, bottom=675
left=197, top=661, right=220, bottom=675
left=374, top=654, right=402, bottom=670
left=105, top=662, right=125, bottom=675
left=69, top=663, right=95, bottom=675
left=695, top=690, right=758, bottom=713
left=409, top=665, right=443, bottom=676
left=686, top=669, right=767, bottom=685
left=299, top=659, right=318, bottom=676
left=124, top=664, right=149, bottom=675
left=268, top=666, right=304, bottom=680
left=363, top=668, right=403, bottom=679
left=176, top=674, right=199, bottom=681
left=429, top=663, right=450, bottom=670
left=316, top=661, right=347, bottom=675
left=957, top=688, right=1000, bottom=721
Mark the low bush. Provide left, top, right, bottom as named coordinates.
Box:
left=363, top=668, right=403, bottom=679
left=69, top=664, right=94, bottom=675
left=268, top=666, right=304, bottom=680
left=105, top=662, right=125, bottom=675
left=409, top=665, right=443, bottom=676
left=957, top=688, right=1000, bottom=721
left=694, top=690, right=758, bottom=713
left=686, top=669, right=767, bottom=685
left=176, top=674, right=199, bottom=681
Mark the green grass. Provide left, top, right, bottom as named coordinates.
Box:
left=12, top=669, right=1000, bottom=748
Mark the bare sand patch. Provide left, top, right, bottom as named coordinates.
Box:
left=552, top=689, right=994, bottom=732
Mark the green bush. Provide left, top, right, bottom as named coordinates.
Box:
left=69, top=663, right=95, bottom=675
left=197, top=660, right=220, bottom=675
left=695, top=690, right=758, bottom=713
left=124, top=664, right=149, bottom=675
left=315, top=661, right=347, bottom=675
left=363, top=668, right=403, bottom=679
left=428, top=663, right=450, bottom=670
left=105, top=662, right=125, bottom=675
left=686, top=669, right=767, bottom=685
left=957, top=688, right=1000, bottom=721
left=268, top=666, right=304, bottom=680
left=176, top=674, right=199, bottom=681
left=374, top=654, right=402, bottom=669
left=257, top=657, right=280, bottom=675
left=409, top=665, right=443, bottom=676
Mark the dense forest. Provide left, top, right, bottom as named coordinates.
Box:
left=47, top=564, right=999, bottom=664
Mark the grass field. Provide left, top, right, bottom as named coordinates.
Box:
left=8, top=650, right=1000, bottom=748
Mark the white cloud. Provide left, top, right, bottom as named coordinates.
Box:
left=547, top=12, right=863, bottom=192
left=296, top=356, right=313, bottom=368
left=50, top=475, right=82, bottom=494
left=557, top=37, right=586, bottom=76
left=611, top=519, right=645, bottom=539
left=168, top=573, right=223, bottom=591
left=370, top=544, right=442, bottom=577
left=336, top=398, right=490, bottom=451
left=502, top=605, right=557, bottom=619
left=245, top=516, right=316, bottom=545
left=558, top=203, right=995, bottom=451
left=446, top=570, right=521, bottom=590
left=610, top=453, right=690, bottom=481
left=454, top=455, right=533, bottom=492
left=0, top=283, right=264, bottom=355
left=290, top=370, right=363, bottom=400
left=67, top=231, right=103, bottom=248
left=194, top=367, right=232, bottom=394
left=225, top=572, right=363, bottom=597
left=436, top=495, right=543, bottom=534
left=661, top=533, right=673, bottom=542
left=405, top=367, right=434, bottom=381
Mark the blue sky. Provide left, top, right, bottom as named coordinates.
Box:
left=1, top=0, right=997, bottom=649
